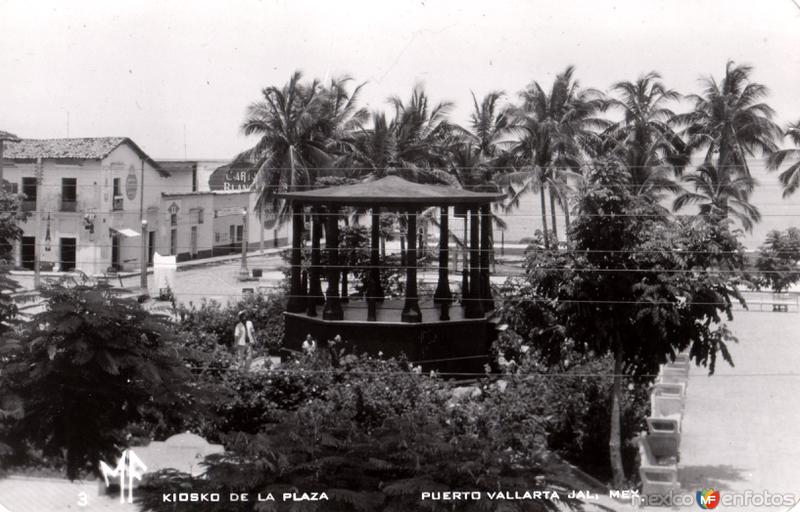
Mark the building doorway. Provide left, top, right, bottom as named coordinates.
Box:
left=148, top=231, right=156, bottom=265
left=190, top=226, right=198, bottom=257
left=111, top=235, right=121, bottom=270
left=21, top=236, right=35, bottom=270
left=60, top=238, right=77, bottom=271
left=170, top=229, right=178, bottom=255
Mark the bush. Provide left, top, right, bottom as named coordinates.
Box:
left=177, top=292, right=286, bottom=353
left=136, top=350, right=582, bottom=512
left=1, top=283, right=194, bottom=479
left=488, top=332, right=649, bottom=484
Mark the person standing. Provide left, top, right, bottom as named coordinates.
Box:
left=234, top=311, right=256, bottom=368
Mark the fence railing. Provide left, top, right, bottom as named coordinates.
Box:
left=733, top=290, right=799, bottom=313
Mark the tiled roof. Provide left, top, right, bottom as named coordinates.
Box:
left=3, top=137, right=128, bottom=160
left=3, top=137, right=166, bottom=175
left=0, top=130, right=20, bottom=141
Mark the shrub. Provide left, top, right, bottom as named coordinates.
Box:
left=177, top=292, right=286, bottom=353
left=488, top=333, right=649, bottom=484
left=1, top=283, right=194, bottom=479
left=136, top=350, right=582, bottom=512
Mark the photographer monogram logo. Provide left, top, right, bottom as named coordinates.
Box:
left=99, top=449, right=148, bottom=504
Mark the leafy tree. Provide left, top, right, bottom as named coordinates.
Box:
left=0, top=189, right=30, bottom=447
left=0, top=188, right=27, bottom=264
left=1, top=282, right=193, bottom=479
left=502, top=160, right=745, bottom=486
left=754, top=228, right=800, bottom=292
left=673, top=162, right=761, bottom=231
left=767, top=120, right=800, bottom=197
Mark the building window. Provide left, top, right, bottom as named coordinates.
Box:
left=170, top=213, right=177, bottom=227
left=20, top=236, right=35, bottom=270
left=189, top=208, right=204, bottom=225
left=61, top=178, right=77, bottom=212
left=112, top=177, right=123, bottom=211
left=21, top=177, right=37, bottom=212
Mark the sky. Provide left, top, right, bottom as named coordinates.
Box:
left=0, top=0, right=799, bottom=160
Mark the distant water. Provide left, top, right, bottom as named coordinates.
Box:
left=495, top=162, right=800, bottom=251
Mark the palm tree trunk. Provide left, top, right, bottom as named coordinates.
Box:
left=549, top=186, right=559, bottom=246
left=539, top=187, right=550, bottom=250
left=609, top=335, right=626, bottom=488
left=289, top=145, right=296, bottom=191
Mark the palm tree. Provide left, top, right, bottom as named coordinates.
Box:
left=673, top=163, right=761, bottom=231
left=601, top=72, right=688, bottom=201
left=676, top=61, right=781, bottom=205
left=337, top=111, right=396, bottom=180
left=767, top=120, right=800, bottom=197
left=502, top=66, right=606, bottom=248
left=458, top=91, right=515, bottom=163
left=239, top=72, right=366, bottom=225
left=386, top=84, right=461, bottom=185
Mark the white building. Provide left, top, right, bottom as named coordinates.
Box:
left=2, top=137, right=287, bottom=276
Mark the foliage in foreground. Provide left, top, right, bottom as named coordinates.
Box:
left=136, top=353, right=584, bottom=512
left=0, top=283, right=196, bottom=479
left=492, top=332, right=649, bottom=482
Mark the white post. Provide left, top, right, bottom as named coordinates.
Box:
left=33, top=157, right=42, bottom=288
left=140, top=219, right=148, bottom=291
left=239, top=208, right=249, bottom=278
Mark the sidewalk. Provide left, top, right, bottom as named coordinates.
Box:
left=663, top=311, right=800, bottom=511
left=0, top=476, right=126, bottom=512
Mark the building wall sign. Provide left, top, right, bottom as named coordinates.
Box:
left=208, top=164, right=255, bottom=191
left=126, top=165, right=138, bottom=200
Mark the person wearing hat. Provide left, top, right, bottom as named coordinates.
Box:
left=234, top=311, right=256, bottom=368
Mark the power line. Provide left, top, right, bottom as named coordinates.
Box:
left=5, top=209, right=800, bottom=218
left=182, top=365, right=800, bottom=379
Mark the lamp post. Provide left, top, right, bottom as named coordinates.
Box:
left=239, top=207, right=249, bottom=279
left=140, top=219, right=148, bottom=291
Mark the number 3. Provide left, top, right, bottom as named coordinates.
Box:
left=78, top=492, right=88, bottom=507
